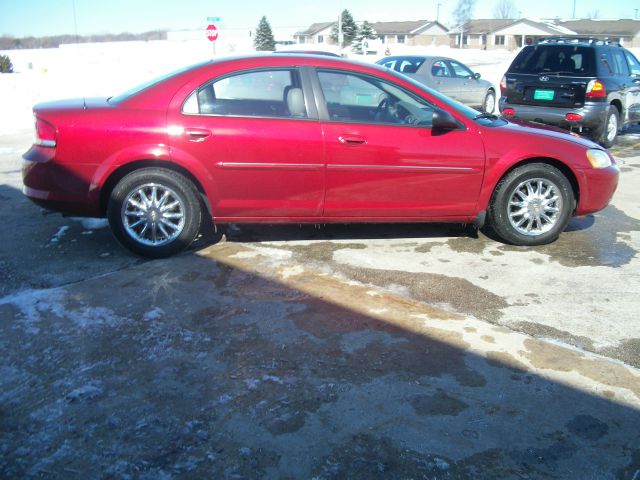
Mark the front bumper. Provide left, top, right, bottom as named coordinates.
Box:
left=574, top=164, right=620, bottom=216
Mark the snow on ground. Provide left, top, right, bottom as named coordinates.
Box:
left=0, top=40, right=518, bottom=134
left=2, top=40, right=637, bottom=136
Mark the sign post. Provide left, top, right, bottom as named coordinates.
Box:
left=206, top=17, right=220, bottom=57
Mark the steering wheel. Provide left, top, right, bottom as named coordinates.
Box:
left=375, top=97, right=390, bottom=120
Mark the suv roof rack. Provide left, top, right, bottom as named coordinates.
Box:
left=538, top=36, right=621, bottom=46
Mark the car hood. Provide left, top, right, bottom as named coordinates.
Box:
left=498, top=117, right=600, bottom=149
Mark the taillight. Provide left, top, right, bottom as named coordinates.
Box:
left=565, top=113, right=583, bottom=122
left=586, top=79, right=606, bottom=99
left=35, top=117, right=57, bottom=147
left=502, top=107, right=515, bottom=116
left=500, top=75, right=507, bottom=95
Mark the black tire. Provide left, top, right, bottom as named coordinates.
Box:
left=598, top=105, right=620, bottom=148
left=482, top=90, right=496, bottom=114
left=487, top=163, right=574, bottom=246
left=107, top=168, right=201, bottom=258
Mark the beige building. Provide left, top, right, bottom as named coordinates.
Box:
left=294, top=20, right=449, bottom=47
left=559, top=19, right=640, bottom=47
left=450, top=18, right=640, bottom=50
left=450, top=19, right=573, bottom=50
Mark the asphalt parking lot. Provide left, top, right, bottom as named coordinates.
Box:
left=1, top=128, right=639, bottom=478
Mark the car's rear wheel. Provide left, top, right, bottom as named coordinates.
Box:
left=598, top=105, right=620, bottom=148
left=107, top=168, right=201, bottom=258
left=483, top=90, right=496, bottom=113
left=487, top=163, right=574, bottom=246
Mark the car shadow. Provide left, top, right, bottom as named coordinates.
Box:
left=1, top=237, right=638, bottom=478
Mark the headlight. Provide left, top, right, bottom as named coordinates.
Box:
left=586, top=149, right=612, bottom=169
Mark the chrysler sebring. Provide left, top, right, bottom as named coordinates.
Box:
left=23, top=55, right=619, bottom=257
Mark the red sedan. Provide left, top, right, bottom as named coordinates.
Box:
left=23, top=55, right=619, bottom=257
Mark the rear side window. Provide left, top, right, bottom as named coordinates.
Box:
left=509, top=46, right=595, bottom=76
left=183, top=69, right=307, bottom=119
left=612, top=50, right=630, bottom=76
left=625, top=51, right=640, bottom=76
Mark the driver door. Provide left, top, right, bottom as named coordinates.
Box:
left=315, top=69, right=485, bottom=218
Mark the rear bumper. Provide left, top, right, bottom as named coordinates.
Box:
left=22, top=145, right=101, bottom=217
left=499, top=99, right=609, bottom=136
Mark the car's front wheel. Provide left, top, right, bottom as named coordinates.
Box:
left=487, top=163, right=574, bottom=246
left=107, top=168, right=202, bottom=258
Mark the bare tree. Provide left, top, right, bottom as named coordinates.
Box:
left=586, top=10, right=601, bottom=19
left=453, top=0, right=477, bottom=48
left=493, top=0, right=518, bottom=19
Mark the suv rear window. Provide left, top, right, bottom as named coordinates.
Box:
left=508, top=45, right=596, bottom=77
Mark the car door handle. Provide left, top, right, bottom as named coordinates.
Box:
left=338, top=135, right=366, bottom=145
left=185, top=128, right=211, bottom=142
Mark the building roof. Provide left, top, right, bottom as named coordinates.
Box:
left=558, top=19, right=640, bottom=36
left=295, top=22, right=334, bottom=36
left=370, top=20, right=446, bottom=35
left=451, top=18, right=575, bottom=36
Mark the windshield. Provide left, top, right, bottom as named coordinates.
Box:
left=509, top=45, right=595, bottom=76
left=108, top=61, right=208, bottom=104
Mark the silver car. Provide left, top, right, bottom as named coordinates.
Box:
left=376, top=55, right=496, bottom=113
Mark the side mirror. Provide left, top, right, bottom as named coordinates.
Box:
left=432, top=108, right=460, bottom=131
left=473, top=72, right=481, bottom=80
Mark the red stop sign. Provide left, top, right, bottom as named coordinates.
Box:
left=206, top=24, right=218, bottom=42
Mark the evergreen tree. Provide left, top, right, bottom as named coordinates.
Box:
left=254, top=16, right=275, bottom=51
left=330, top=9, right=358, bottom=48
left=0, top=54, right=13, bottom=73
left=352, top=21, right=377, bottom=53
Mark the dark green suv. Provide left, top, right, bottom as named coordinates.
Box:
left=499, top=37, right=640, bottom=147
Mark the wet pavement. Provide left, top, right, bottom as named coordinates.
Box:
left=1, top=129, right=640, bottom=478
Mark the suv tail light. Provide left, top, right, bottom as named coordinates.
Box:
left=585, top=79, right=606, bottom=99
left=500, top=75, right=507, bottom=95
left=35, top=117, right=57, bottom=147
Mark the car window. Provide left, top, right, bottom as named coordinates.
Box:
left=448, top=60, right=473, bottom=78
left=431, top=60, right=451, bottom=77
left=378, top=57, right=426, bottom=74
left=625, top=51, right=640, bottom=76
left=317, top=70, right=435, bottom=127
left=612, top=50, right=630, bottom=76
left=182, top=69, right=307, bottom=119
left=509, top=46, right=595, bottom=76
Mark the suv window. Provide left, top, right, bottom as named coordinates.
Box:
left=182, top=69, right=307, bottom=119
left=509, top=45, right=595, bottom=76
left=625, top=51, right=640, bottom=76
left=612, top=50, right=630, bottom=76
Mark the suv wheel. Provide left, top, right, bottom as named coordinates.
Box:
left=107, top=168, right=202, bottom=258
left=599, top=106, right=620, bottom=148
left=488, top=163, right=574, bottom=246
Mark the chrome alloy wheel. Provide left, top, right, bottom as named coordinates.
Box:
left=121, top=183, right=186, bottom=246
left=507, top=178, right=562, bottom=236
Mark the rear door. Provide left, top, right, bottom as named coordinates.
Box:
left=169, top=67, right=325, bottom=219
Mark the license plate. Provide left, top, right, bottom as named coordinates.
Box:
left=534, top=89, right=555, bottom=101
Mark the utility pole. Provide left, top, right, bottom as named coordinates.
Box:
left=437, top=3, right=442, bottom=23
left=572, top=0, right=577, bottom=18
